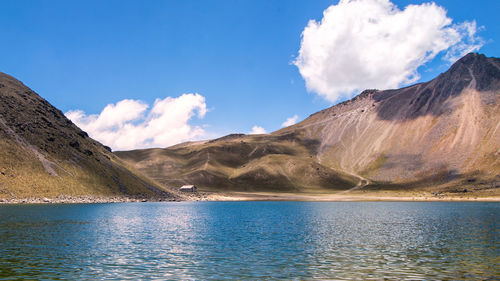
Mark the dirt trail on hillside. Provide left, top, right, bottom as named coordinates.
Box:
left=336, top=172, right=371, bottom=195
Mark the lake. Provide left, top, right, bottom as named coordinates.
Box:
left=0, top=202, right=498, bottom=280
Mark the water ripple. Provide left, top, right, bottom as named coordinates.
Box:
left=0, top=202, right=498, bottom=280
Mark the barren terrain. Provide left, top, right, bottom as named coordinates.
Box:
left=118, top=53, right=500, bottom=198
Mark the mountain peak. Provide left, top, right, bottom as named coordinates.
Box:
left=116, top=52, right=500, bottom=197
left=442, top=53, right=500, bottom=92
left=455, top=52, right=486, bottom=64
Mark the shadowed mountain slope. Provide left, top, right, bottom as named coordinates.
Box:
left=116, top=134, right=358, bottom=192
left=0, top=72, right=178, bottom=199
left=116, top=131, right=361, bottom=193
left=117, top=53, right=500, bottom=194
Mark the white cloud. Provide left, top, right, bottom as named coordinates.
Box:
left=249, top=126, right=267, bottom=135
left=66, top=93, right=207, bottom=150
left=294, top=0, right=484, bottom=102
left=281, top=115, right=299, bottom=127
left=444, top=21, right=484, bottom=62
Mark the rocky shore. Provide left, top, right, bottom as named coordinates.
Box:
left=1, top=190, right=498, bottom=204
left=0, top=195, right=184, bottom=204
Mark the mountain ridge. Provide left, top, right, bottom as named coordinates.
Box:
left=117, top=53, right=500, bottom=196
left=1, top=53, right=498, bottom=199
left=0, top=72, right=180, bottom=199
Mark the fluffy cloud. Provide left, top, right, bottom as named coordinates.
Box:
left=66, top=93, right=207, bottom=150
left=294, top=0, right=484, bottom=102
left=443, top=21, right=484, bottom=63
left=249, top=126, right=267, bottom=134
left=281, top=115, right=299, bottom=127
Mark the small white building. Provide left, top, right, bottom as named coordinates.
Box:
left=179, top=185, right=197, bottom=192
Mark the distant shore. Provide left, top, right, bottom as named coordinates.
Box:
left=1, top=190, right=499, bottom=204
left=200, top=190, right=500, bottom=202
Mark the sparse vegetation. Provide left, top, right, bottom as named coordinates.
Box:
left=116, top=135, right=359, bottom=193
left=2, top=53, right=500, bottom=200
left=360, top=154, right=387, bottom=176
left=0, top=72, right=179, bottom=200
left=117, top=53, right=500, bottom=198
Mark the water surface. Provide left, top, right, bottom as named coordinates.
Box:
left=0, top=202, right=498, bottom=280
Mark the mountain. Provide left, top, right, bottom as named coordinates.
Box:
left=276, top=53, right=500, bottom=190
left=116, top=53, right=500, bottom=195
left=116, top=134, right=359, bottom=192
left=0, top=72, right=178, bottom=200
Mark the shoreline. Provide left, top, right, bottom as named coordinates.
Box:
left=1, top=191, right=499, bottom=204
left=201, top=191, right=500, bottom=202
left=0, top=195, right=182, bottom=204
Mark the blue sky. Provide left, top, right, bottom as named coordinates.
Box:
left=0, top=0, right=498, bottom=149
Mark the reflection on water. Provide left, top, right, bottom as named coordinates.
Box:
left=0, top=202, right=498, bottom=279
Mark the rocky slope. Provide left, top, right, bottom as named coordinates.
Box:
left=0, top=72, right=179, bottom=199
left=117, top=53, right=500, bottom=195
left=116, top=134, right=359, bottom=192
left=277, top=53, right=500, bottom=191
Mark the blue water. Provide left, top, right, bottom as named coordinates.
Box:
left=0, top=202, right=498, bottom=280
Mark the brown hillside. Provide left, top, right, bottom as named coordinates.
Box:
left=117, top=53, right=500, bottom=195
left=276, top=53, right=500, bottom=192
left=0, top=72, right=178, bottom=199
left=116, top=134, right=358, bottom=192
